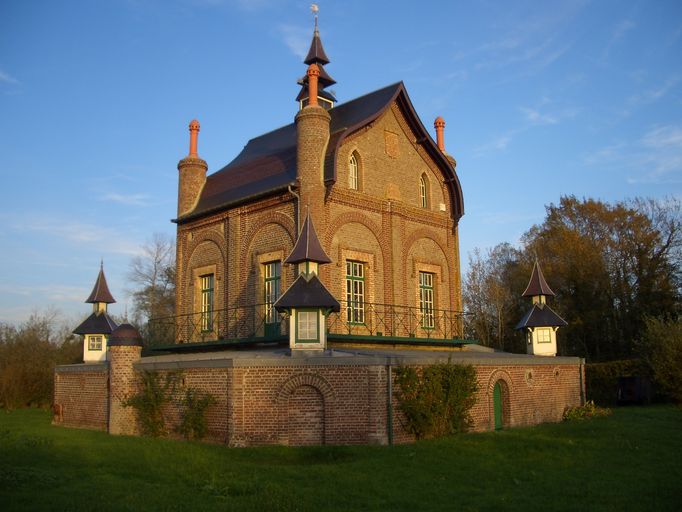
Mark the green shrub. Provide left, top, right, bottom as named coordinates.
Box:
left=563, top=400, right=611, bottom=421
left=638, top=317, right=682, bottom=404
left=176, top=388, right=216, bottom=440
left=124, top=371, right=180, bottom=437
left=394, top=362, right=478, bottom=439
left=585, top=360, right=647, bottom=406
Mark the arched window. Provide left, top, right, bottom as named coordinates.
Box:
left=349, top=152, right=359, bottom=190
left=419, top=174, right=429, bottom=208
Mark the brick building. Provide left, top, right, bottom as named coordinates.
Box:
left=171, top=21, right=465, bottom=347
left=54, top=19, right=584, bottom=445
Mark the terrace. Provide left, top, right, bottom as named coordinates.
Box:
left=148, top=300, right=474, bottom=352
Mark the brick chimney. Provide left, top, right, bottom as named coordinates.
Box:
left=434, top=116, right=457, bottom=168
left=177, top=119, right=208, bottom=218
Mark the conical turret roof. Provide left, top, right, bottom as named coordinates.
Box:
left=304, top=27, right=330, bottom=65
left=522, top=260, right=555, bottom=298
left=285, top=213, right=332, bottom=265
left=85, top=264, right=116, bottom=304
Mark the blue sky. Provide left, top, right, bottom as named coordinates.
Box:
left=1, top=0, right=681, bottom=324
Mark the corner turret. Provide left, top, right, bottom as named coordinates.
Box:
left=515, top=260, right=567, bottom=356
left=74, top=262, right=118, bottom=362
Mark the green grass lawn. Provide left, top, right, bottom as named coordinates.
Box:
left=1, top=406, right=680, bottom=511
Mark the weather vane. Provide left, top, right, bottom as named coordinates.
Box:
left=311, top=3, right=319, bottom=29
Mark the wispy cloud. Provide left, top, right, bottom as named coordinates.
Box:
left=472, top=131, right=517, bottom=156
left=0, top=69, right=19, bottom=85
left=584, top=125, right=682, bottom=184
left=628, top=75, right=682, bottom=107
left=278, top=24, right=309, bottom=60
left=100, top=192, right=150, bottom=206
left=603, top=19, right=636, bottom=57
left=4, top=213, right=144, bottom=256
left=519, top=99, right=578, bottom=126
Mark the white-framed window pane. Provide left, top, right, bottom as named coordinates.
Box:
left=419, top=176, right=427, bottom=208
left=88, top=335, right=103, bottom=351
left=298, top=311, right=318, bottom=340
left=349, top=153, right=359, bottom=190
left=537, top=328, right=552, bottom=343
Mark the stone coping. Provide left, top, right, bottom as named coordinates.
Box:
left=136, top=347, right=583, bottom=371
left=55, top=362, right=108, bottom=373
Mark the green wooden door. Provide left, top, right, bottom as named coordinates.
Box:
left=493, top=382, right=503, bottom=430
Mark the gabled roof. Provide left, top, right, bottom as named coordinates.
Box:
left=176, top=82, right=464, bottom=223
left=285, top=213, right=332, bottom=265
left=515, top=303, right=567, bottom=330
left=86, top=266, right=116, bottom=304
left=522, top=260, right=555, bottom=297
left=274, top=273, right=340, bottom=312
left=73, top=311, right=118, bottom=335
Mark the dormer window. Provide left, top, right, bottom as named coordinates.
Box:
left=419, top=174, right=429, bottom=208
left=349, top=152, right=359, bottom=190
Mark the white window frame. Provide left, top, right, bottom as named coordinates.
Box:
left=349, top=153, right=359, bottom=190
left=345, top=260, right=365, bottom=324
left=88, top=335, right=103, bottom=351
left=419, top=271, right=435, bottom=329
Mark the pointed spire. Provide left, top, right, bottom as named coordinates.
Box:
left=296, top=5, right=336, bottom=107
left=522, top=260, right=555, bottom=298
left=285, top=212, right=332, bottom=265
left=86, top=264, right=116, bottom=304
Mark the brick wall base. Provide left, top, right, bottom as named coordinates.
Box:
left=53, top=352, right=584, bottom=445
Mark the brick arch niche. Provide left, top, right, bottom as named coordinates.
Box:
left=276, top=373, right=335, bottom=446
left=487, top=370, right=513, bottom=430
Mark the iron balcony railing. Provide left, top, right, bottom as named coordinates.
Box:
left=148, top=301, right=468, bottom=346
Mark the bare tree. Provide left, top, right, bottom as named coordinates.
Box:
left=127, top=233, right=176, bottom=324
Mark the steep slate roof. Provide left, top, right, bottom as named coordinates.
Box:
left=86, top=266, right=116, bottom=304
left=285, top=213, right=332, bottom=264
left=515, top=304, right=567, bottom=330
left=73, top=311, right=118, bottom=335
left=177, top=82, right=464, bottom=223
left=522, top=260, right=556, bottom=297
left=274, top=274, right=341, bottom=312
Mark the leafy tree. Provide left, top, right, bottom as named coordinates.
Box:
left=464, top=196, right=681, bottom=361
left=0, top=310, right=81, bottom=409
left=637, top=317, right=682, bottom=403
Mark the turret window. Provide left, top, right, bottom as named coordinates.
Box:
left=349, top=153, right=359, bottom=190
left=88, top=336, right=103, bottom=351
left=537, top=328, right=552, bottom=343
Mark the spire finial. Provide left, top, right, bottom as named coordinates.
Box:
left=100, top=258, right=103, bottom=270
left=311, top=4, right=319, bottom=31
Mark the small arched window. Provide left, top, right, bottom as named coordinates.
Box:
left=419, top=174, right=428, bottom=208
left=349, top=152, right=359, bottom=190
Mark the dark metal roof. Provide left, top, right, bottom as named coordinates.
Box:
left=304, top=28, right=330, bottom=65
left=296, top=83, right=337, bottom=103
left=73, top=311, right=118, bottom=335
left=274, top=274, right=341, bottom=312
left=297, top=64, right=337, bottom=89
left=176, top=82, right=464, bottom=223
left=285, top=213, right=332, bottom=264
left=86, top=265, right=115, bottom=304
left=109, top=323, right=143, bottom=347
left=515, top=304, right=567, bottom=330
left=522, top=260, right=556, bottom=297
